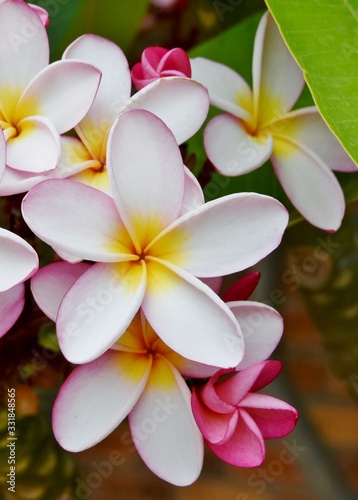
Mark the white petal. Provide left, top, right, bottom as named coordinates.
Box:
left=204, top=113, right=273, bottom=175
left=57, top=261, right=146, bottom=364
left=107, top=109, right=185, bottom=249
left=252, top=13, right=304, bottom=127
left=190, top=57, right=253, bottom=121
left=143, top=258, right=244, bottom=368
left=272, top=136, right=345, bottom=231
left=15, top=60, right=101, bottom=133
left=53, top=350, right=151, bottom=452
left=0, top=228, right=38, bottom=291
left=273, top=107, right=357, bottom=172
left=6, top=116, right=60, bottom=173
left=229, top=301, right=283, bottom=371
left=64, top=34, right=131, bottom=161
left=124, top=77, right=209, bottom=144
left=31, top=261, right=91, bottom=321
left=148, top=192, right=288, bottom=277
left=0, top=0, right=49, bottom=120
left=0, top=283, right=25, bottom=338
left=22, top=179, right=135, bottom=262
left=129, top=357, right=203, bottom=486
left=180, top=167, right=205, bottom=216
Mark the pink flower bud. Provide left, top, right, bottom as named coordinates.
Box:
left=131, top=46, right=191, bottom=90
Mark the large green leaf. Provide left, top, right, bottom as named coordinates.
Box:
left=265, top=0, right=358, bottom=166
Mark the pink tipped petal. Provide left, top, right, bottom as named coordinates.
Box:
left=208, top=409, right=265, bottom=467
left=252, top=13, right=304, bottom=127
left=129, top=358, right=203, bottom=486
left=6, top=116, right=60, bottom=173
left=57, top=261, right=146, bottom=364
left=200, top=370, right=236, bottom=414
left=229, top=301, right=283, bottom=371
left=159, top=48, right=191, bottom=77
left=15, top=60, right=101, bottom=133
left=22, top=179, right=135, bottom=262
left=64, top=35, right=131, bottom=161
left=215, top=361, right=281, bottom=406
left=28, top=3, right=50, bottom=27
left=0, top=0, right=49, bottom=119
left=0, top=135, right=92, bottom=196
left=250, top=360, right=282, bottom=392
left=107, top=109, right=185, bottom=246
left=0, top=283, right=25, bottom=338
left=272, top=137, right=345, bottom=231
left=190, top=57, right=253, bottom=121
left=143, top=258, right=244, bottom=368
left=273, top=108, right=357, bottom=172
left=150, top=193, right=288, bottom=277
left=241, top=393, right=298, bottom=438
left=53, top=350, right=151, bottom=452
left=222, top=271, right=261, bottom=302
left=0, top=167, right=44, bottom=196
left=191, top=389, right=238, bottom=444
left=204, top=114, right=273, bottom=175
left=31, top=261, right=91, bottom=321
left=180, top=167, right=205, bottom=216
left=124, top=77, right=210, bottom=144
left=0, top=228, right=38, bottom=291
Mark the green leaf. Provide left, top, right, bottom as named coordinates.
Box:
left=265, top=0, right=358, bottom=166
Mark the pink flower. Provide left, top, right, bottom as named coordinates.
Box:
left=0, top=227, right=38, bottom=338
left=191, top=362, right=298, bottom=467
left=131, top=46, right=191, bottom=90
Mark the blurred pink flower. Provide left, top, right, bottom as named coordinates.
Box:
left=132, top=46, right=191, bottom=90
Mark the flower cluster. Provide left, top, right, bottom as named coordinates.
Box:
left=3, top=0, right=354, bottom=486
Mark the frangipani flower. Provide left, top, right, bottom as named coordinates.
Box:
left=1, top=34, right=209, bottom=196
left=31, top=260, right=285, bottom=484
left=0, top=0, right=101, bottom=194
left=191, top=361, right=298, bottom=467
left=131, top=46, right=191, bottom=90
left=22, top=109, right=288, bottom=367
left=0, top=227, right=38, bottom=337
left=190, top=12, right=357, bottom=232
